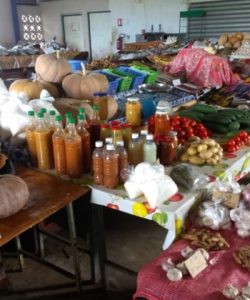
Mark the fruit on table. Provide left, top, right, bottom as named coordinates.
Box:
left=132, top=202, right=148, bottom=218
left=62, top=67, right=109, bottom=100
left=35, top=52, right=72, bottom=83
left=170, top=115, right=209, bottom=144
left=0, top=174, right=29, bottom=218
left=152, top=212, right=168, bottom=225
left=224, top=131, right=249, bottom=153
left=180, top=138, right=223, bottom=165
left=9, top=78, right=59, bottom=100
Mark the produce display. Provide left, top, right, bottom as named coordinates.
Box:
left=170, top=115, right=209, bottom=144
left=182, top=228, right=230, bottom=251
left=233, top=246, right=250, bottom=271
left=180, top=138, right=223, bottom=166
left=86, top=57, right=117, bottom=70
left=224, top=131, right=249, bottom=153
left=218, top=32, right=250, bottom=49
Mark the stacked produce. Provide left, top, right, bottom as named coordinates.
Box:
left=218, top=32, right=250, bottom=49
left=86, top=57, right=117, bottom=70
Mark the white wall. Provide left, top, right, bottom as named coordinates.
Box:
left=0, top=0, right=15, bottom=47
left=40, top=0, right=109, bottom=52
left=109, top=0, right=188, bottom=46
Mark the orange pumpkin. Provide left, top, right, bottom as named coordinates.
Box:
left=0, top=175, right=29, bottom=218
left=35, top=51, right=71, bottom=83
left=9, top=77, right=59, bottom=100
left=62, top=67, right=109, bottom=100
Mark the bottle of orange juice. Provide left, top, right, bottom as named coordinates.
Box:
left=76, top=114, right=91, bottom=173
left=26, top=110, right=37, bottom=166
left=65, top=118, right=82, bottom=178
left=52, top=115, right=66, bottom=175
left=34, top=112, right=53, bottom=170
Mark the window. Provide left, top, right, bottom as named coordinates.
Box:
left=20, top=13, right=44, bottom=43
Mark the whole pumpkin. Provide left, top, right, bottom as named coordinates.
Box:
left=9, top=78, right=59, bottom=100
left=35, top=52, right=72, bottom=83
left=0, top=175, right=29, bottom=218
left=62, top=70, right=109, bottom=100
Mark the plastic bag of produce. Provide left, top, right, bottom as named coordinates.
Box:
left=124, top=162, right=178, bottom=208
left=230, top=205, right=250, bottom=238
left=170, top=163, right=209, bottom=192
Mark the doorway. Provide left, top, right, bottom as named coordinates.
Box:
left=62, top=14, right=85, bottom=51
left=88, top=11, right=112, bottom=61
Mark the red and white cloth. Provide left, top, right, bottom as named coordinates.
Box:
left=167, top=48, right=240, bottom=88
left=134, top=227, right=250, bottom=300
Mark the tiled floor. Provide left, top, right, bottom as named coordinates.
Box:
left=1, top=208, right=166, bottom=300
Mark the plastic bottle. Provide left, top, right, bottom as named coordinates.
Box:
left=52, top=115, right=66, bottom=175
left=100, top=124, right=111, bottom=142
left=143, top=134, right=157, bottom=163
left=122, top=123, right=132, bottom=151
left=65, top=112, right=73, bottom=133
left=116, top=140, right=128, bottom=183
left=76, top=114, right=91, bottom=173
left=89, top=105, right=102, bottom=153
left=128, top=133, right=143, bottom=166
left=103, top=144, right=119, bottom=189
left=25, top=110, right=37, bottom=166
left=48, top=110, right=56, bottom=132
left=65, top=118, right=82, bottom=178
left=79, top=108, right=90, bottom=131
left=34, top=112, right=53, bottom=170
left=92, top=141, right=104, bottom=185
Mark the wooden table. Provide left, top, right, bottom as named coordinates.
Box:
left=0, top=166, right=94, bottom=292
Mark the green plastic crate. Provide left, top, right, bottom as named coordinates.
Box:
left=104, top=68, right=133, bottom=92
left=130, top=65, right=159, bottom=84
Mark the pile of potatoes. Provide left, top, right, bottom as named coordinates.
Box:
left=218, top=32, right=250, bottom=49
left=180, top=138, right=223, bottom=166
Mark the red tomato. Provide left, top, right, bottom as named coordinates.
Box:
left=234, top=136, right=241, bottom=145
left=226, top=145, right=236, bottom=153
left=239, top=131, right=248, bottom=138
left=226, top=139, right=235, bottom=147
left=178, top=130, right=186, bottom=138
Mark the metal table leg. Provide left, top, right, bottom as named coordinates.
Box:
left=91, top=204, right=107, bottom=289
left=15, top=236, right=24, bottom=271
left=66, top=202, right=82, bottom=293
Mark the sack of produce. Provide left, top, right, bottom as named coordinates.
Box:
left=124, top=162, right=178, bottom=208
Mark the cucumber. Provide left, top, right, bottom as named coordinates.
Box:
left=238, top=118, right=250, bottom=126
left=178, top=110, right=204, bottom=121
left=191, top=103, right=217, bottom=113
left=203, top=122, right=228, bottom=134
left=218, top=109, right=244, bottom=118
left=228, top=121, right=240, bottom=131
left=226, top=130, right=240, bottom=138
left=201, top=114, right=232, bottom=125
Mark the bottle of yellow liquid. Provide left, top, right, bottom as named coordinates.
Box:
left=34, top=112, right=53, bottom=170
left=26, top=110, right=37, bottom=166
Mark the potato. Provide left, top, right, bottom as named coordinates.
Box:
left=213, top=154, right=220, bottom=161
left=181, top=153, right=189, bottom=162
left=187, top=147, right=197, bottom=156
left=197, top=144, right=208, bottom=153
left=189, top=156, right=205, bottom=165
left=209, top=146, right=219, bottom=154
left=199, top=150, right=213, bottom=159
left=218, top=34, right=228, bottom=46
left=206, top=158, right=217, bottom=165
left=224, top=42, right=232, bottom=48
left=203, top=139, right=216, bottom=147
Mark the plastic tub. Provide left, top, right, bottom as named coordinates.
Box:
left=99, top=70, right=121, bottom=95
left=103, top=69, right=133, bottom=92
left=117, top=66, right=146, bottom=89
left=68, top=60, right=87, bottom=72
left=130, top=65, right=159, bottom=84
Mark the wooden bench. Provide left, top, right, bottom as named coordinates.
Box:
left=0, top=166, right=96, bottom=293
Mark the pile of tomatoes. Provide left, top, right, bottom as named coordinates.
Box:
left=224, top=131, right=250, bottom=153
left=170, top=116, right=210, bottom=144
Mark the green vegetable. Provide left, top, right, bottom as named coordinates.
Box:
left=203, top=122, right=228, bottom=133
left=201, top=114, right=232, bottom=124
left=178, top=110, right=204, bottom=121
left=191, top=103, right=217, bottom=113
left=226, top=130, right=240, bottom=138
left=238, top=118, right=250, bottom=126
left=228, top=121, right=240, bottom=131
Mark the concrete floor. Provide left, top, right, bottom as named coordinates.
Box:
left=1, top=208, right=166, bottom=300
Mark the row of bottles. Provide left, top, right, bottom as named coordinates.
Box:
left=92, top=140, right=128, bottom=189
left=26, top=109, right=91, bottom=178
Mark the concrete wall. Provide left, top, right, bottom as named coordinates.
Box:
left=0, top=0, right=15, bottom=47
left=40, top=0, right=109, bottom=52
left=109, top=0, right=188, bottom=46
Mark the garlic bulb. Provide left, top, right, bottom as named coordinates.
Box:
left=176, top=261, right=188, bottom=275
left=222, top=284, right=239, bottom=299
left=161, top=258, right=175, bottom=272
left=242, top=283, right=250, bottom=297
left=235, top=295, right=250, bottom=300
left=181, top=247, right=194, bottom=258
left=167, top=268, right=183, bottom=282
